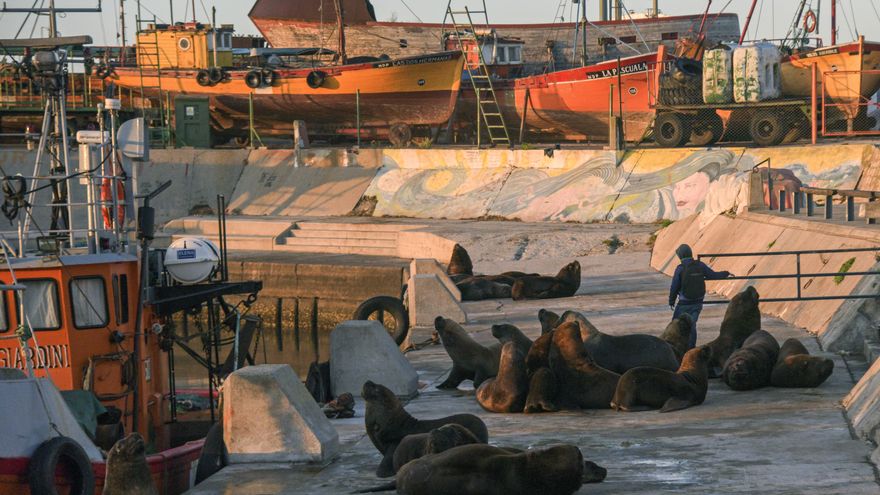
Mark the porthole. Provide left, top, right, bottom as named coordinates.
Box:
left=178, top=37, right=192, bottom=51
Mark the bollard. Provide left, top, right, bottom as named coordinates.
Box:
left=825, top=194, right=833, bottom=220
left=294, top=298, right=301, bottom=352
left=778, top=189, right=786, bottom=213
left=846, top=196, right=855, bottom=222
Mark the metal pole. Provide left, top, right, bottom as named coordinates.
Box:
left=169, top=0, right=174, bottom=24
left=831, top=0, right=837, bottom=45
left=334, top=0, right=347, bottom=64
left=356, top=89, right=361, bottom=147
left=796, top=253, right=802, bottom=299
left=617, top=56, right=624, bottom=148
left=740, top=0, right=759, bottom=44
left=476, top=88, right=481, bottom=148
left=119, top=0, right=127, bottom=48
left=519, top=88, right=530, bottom=144
left=249, top=91, right=255, bottom=148
left=211, top=7, right=218, bottom=67
left=600, top=0, right=608, bottom=22
left=653, top=0, right=659, bottom=17
left=294, top=298, right=301, bottom=352
left=191, top=0, right=196, bottom=23
left=49, top=0, right=57, bottom=37
left=571, top=0, right=581, bottom=67
left=811, top=63, right=818, bottom=144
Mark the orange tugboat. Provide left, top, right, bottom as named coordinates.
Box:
left=0, top=35, right=261, bottom=495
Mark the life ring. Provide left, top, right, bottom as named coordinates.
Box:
left=208, top=67, right=224, bottom=85
left=101, top=179, right=125, bottom=229
left=27, top=436, right=95, bottom=495
left=261, top=68, right=277, bottom=87
left=196, top=69, right=211, bottom=86
left=803, top=10, right=818, bottom=34
left=245, top=70, right=262, bottom=89
left=306, top=70, right=326, bottom=89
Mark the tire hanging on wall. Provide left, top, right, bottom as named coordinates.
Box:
left=28, top=436, right=95, bottom=495
left=353, top=296, right=409, bottom=345
left=245, top=70, right=262, bottom=89
left=306, top=70, right=326, bottom=89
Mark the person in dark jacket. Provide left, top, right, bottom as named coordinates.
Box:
left=669, top=244, right=734, bottom=349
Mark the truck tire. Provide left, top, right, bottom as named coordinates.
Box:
left=750, top=110, right=786, bottom=147
left=690, top=112, right=724, bottom=146
left=28, top=436, right=95, bottom=495
left=353, top=296, right=409, bottom=345
left=655, top=112, right=692, bottom=148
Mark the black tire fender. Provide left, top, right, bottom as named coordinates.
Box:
left=28, top=436, right=95, bottom=495
left=208, top=67, right=224, bottom=85
left=261, top=68, right=277, bottom=87
left=245, top=70, right=262, bottom=89
left=196, top=69, right=212, bottom=87
left=352, top=296, right=409, bottom=345
left=195, top=422, right=227, bottom=485
left=306, top=70, right=327, bottom=89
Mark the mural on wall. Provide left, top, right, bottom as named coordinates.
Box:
left=365, top=145, right=868, bottom=223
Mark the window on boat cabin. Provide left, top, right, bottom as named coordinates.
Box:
left=70, top=277, right=109, bottom=329
left=112, top=274, right=129, bottom=325
left=599, top=37, right=617, bottom=46
left=497, top=46, right=507, bottom=63
left=620, top=36, right=637, bottom=44
left=16, top=279, right=61, bottom=331
left=0, top=292, right=8, bottom=333
left=662, top=32, right=679, bottom=41
left=507, top=46, right=522, bottom=64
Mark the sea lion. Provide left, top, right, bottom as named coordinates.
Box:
left=706, top=286, right=762, bottom=377
left=770, top=338, right=834, bottom=388
left=660, top=313, right=694, bottom=361
left=476, top=342, right=529, bottom=413
left=491, top=323, right=533, bottom=357
left=457, top=277, right=513, bottom=301
left=357, top=444, right=605, bottom=495
left=447, top=244, right=474, bottom=283
left=549, top=322, right=620, bottom=409
left=434, top=317, right=501, bottom=389
left=721, top=330, right=780, bottom=391
left=511, top=261, right=581, bottom=301
left=538, top=308, right=560, bottom=335
left=611, top=346, right=711, bottom=413
left=560, top=311, right=679, bottom=374
left=391, top=424, right=483, bottom=474
left=103, top=433, right=157, bottom=495
left=523, top=367, right=559, bottom=414
left=362, top=380, right=489, bottom=478
left=525, top=330, right=554, bottom=374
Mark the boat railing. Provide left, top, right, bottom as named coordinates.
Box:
left=822, top=69, right=880, bottom=138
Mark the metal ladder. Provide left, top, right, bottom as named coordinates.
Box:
left=134, top=17, right=169, bottom=147
left=445, top=3, right=511, bottom=146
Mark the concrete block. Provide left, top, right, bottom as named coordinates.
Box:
left=844, top=358, right=880, bottom=450
left=410, top=259, right=461, bottom=301
left=329, top=320, right=418, bottom=398
left=408, top=274, right=466, bottom=327
left=222, top=365, right=339, bottom=464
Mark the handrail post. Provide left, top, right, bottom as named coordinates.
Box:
left=846, top=196, right=855, bottom=221
left=825, top=194, right=833, bottom=219
left=778, top=189, right=786, bottom=213
left=796, top=253, right=802, bottom=300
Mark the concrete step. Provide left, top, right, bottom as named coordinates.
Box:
left=282, top=237, right=397, bottom=249
left=289, top=229, right=399, bottom=241
left=274, top=244, right=398, bottom=257
left=295, top=222, right=420, bottom=233
left=165, top=216, right=294, bottom=238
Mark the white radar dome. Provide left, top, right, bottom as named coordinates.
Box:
left=164, top=237, right=221, bottom=284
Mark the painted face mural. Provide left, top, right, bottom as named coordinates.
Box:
left=673, top=171, right=712, bottom=217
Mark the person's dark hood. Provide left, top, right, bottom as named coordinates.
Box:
left=676, top=244, right=693, bottom=260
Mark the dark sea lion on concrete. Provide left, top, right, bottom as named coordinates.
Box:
left=722, top=330, right=780, bottom=391
left=447, top=244, right=474, bottom=283
left=357, top=444, right=602, bottom=495
left=511, top=261, right=581, bottom=301
left=770, top=338, right=834, bottom=388
left=457, top=277, right=513, bottom=301
left=103, top=433, right=157, bottom=495
left=611, top=346, right=711, bottom=413
left=660, top=314, right=694, bottom=361
left=706, top=286, right=762, bottom=377
left=491, top=323, right=533, bottom=356
left=525, top=330, right=554, bottom=373
left=538, top=308, right=560, bottom=334
left=362, top=380, right=489, bottom=478
left=523, top=367, right=559, bottom=414
left=549, top=323, right=620, bottom=409
left=392, top=424, right=483, bottom=474
left=434, top=317, right=502, bottom=389
left=560, top=311, right=679, bottom=374
left=476, top=342, right=529, bottom=413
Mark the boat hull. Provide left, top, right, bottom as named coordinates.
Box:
left=111, top=51, right=464, bottom=136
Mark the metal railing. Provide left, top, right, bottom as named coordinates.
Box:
left=770, top=186, right=880, bottom=224
left=822, top=69, right=880, bottom=137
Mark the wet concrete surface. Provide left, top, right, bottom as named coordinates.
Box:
left=188, top=252, right=879, bottom=494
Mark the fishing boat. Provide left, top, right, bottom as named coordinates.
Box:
left=0, top=34, right=262, bottom=495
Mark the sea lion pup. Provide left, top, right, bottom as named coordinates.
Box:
left=446, top=244, right=474, bottom=283
left=611, top=346, right=711, bottom=413
left=356, top=444, right=604, bottom=495
left=770, top=338, right=834, bottom=388
left=491, top=323, right=533, bottom=356
left=661, top=313, right=694, bottom=361
left=391, top=424, right=483, bottom=474
left=559, top=310, right=679, bottom=374
left=476, top=342, right=529, bottom=413
left=362, top=381, right=489, bottom=478
left=457, top=277, right=512, bottom=301
left=434, top=317, right=501, bottom=389
left=511, top=261, right=581, bottom=301
left=721, top=330, right=780, bottom=391
left=103, top=433, right=157, bottom=495
left=538, top=308, right=560, bottom=335
left=706, top=286, right=762, bottom=377
left=549, top=322, right=620, bottom=409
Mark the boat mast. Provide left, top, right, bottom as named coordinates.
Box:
left=334, top=0, right=347, bottom=64
left=740, top=0, right=758, bottom=44
left=119, top=0, right=126, bottom=47
left=831, top=0, right=837, bottom=45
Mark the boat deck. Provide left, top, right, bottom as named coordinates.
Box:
left=187, top=252, right=879, bottom=494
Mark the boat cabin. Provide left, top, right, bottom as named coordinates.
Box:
left=136, top=22, right=234, bottom=70
left=445, top=31, right=525, bottom=79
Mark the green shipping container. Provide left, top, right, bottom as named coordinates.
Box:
left=703, top=45, right=734, bottom=104
left=174, top=96, right=212, bottom=148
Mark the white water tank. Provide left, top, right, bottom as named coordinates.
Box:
left=164, top=237, right=221, bottom=284
left=733, top=43, right=782, bottom=103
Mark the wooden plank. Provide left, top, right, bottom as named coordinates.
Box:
left=801, top=186, right=838, bottom=196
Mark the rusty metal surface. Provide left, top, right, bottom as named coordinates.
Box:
left=248, top=0, right=376, bottom=24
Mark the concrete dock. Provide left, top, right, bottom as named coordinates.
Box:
left=188, top=252, right=879, bottom=494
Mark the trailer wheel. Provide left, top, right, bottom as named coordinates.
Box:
left=690, top=112, right=724, bottom=146
left=750, top=110, right=785, bottom=147
left=389, top=124, right=413, bottom=147
left=654, top=113, right=692, bottom=148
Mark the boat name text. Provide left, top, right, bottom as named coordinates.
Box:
left=0, top=343, right=71, bottom=370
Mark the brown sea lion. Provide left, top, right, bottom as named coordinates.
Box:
left=560, top=310, right=679, bottom=374
left=457, top=277, right=513, bottom=301
left=103, top=433, right=157, bottom=495
left=538, top=308, right=560, bottom=335
left=770, top=338, right=834, bottom=388
left=660, top=313, right=694, bottom=361
left=549, top=323, right=620, bottom=409
left=434, top=317, right=502, bottom=389
left=721, top=330, right=780, bottom=391
left=523, top=367, right=559, bottom=414
left=491, top=323, right=533, bottom=357
left=511, top=261, right=581, bottom=301
left=476, top=342, right=529, bottom=413
left=706, top=286, right=762, bottom=377
left=447, top=244, right=474, bottom=283
left=362, top=381, right=489, bottom=478
left=357, top=444, right=605, bottom=494
left=391, top=424, right=483, bottom=474
left=611, top=346, right=711, bottom=413
left=525, top=330, right=554, bottom=374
